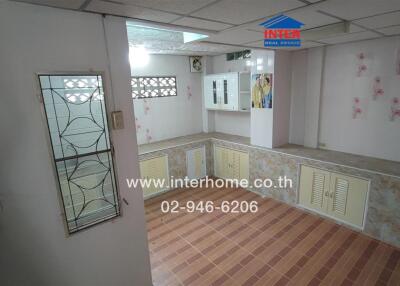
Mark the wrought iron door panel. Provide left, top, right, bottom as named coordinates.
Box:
left=39, top=74, right=119, bottom=233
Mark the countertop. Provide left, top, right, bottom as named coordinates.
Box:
left=138, top=132, right=400, bottom=178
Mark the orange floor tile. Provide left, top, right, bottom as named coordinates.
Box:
left=145, top=187, right=400, bottom=286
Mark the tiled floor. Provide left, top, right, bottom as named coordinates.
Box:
left=145, top=186, right=400, bottom=286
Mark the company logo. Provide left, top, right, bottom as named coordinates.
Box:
left=260, top=14, right=304, bottom=47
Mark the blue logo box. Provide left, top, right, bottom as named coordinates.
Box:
left=264, top=39, right=301, bottom=47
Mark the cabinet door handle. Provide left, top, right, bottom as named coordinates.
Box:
left=329, top=193, right=334, bottom=198
left=325, top=191, right=329, bottom=197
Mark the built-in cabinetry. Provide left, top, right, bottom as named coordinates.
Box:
left=214, top=146, right=249, bottom=181
left=139, top=155, right=169, bottom=198
left=186, top=146, right=206, bottom=179
left=204, top=72, right=250, bottom=112
left=299, top=165, right=369, bottom=229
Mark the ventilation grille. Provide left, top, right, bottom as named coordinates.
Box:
left=333, top=178, right=349, bottom=215
left=131, top=76, right=177, bottom=99
left=226, top=49, right=251, bottom=61
left=311, top=173, right=325, bottom=207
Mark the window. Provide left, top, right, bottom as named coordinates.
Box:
left=38, top=74, right=120, bottom=234
left=131, top=76, right=177, bottom=99
left=226, top=49, right=251, bottom=61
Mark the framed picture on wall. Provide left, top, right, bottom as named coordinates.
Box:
left=189, top=56, right=202, bottom=73
left=251, top=73, right=273, bottom=109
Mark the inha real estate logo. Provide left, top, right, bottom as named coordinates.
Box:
left=260, top=14, right=304, bottom=47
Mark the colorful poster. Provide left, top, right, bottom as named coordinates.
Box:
left=251, top=73, right=273, bottom=109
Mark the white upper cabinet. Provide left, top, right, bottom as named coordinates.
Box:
left=204, top=72, right=250, bottom=112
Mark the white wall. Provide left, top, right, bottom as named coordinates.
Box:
left=319, top=36, right=400, bottom=161
left=289, top=37, right=400, bottom=161
left=214, top=111, right=251, bottom=136
left=289, top=50, right=307, bottom=145
left=273, top=50, right=292, bottom=147
left=211, top=54, right=250, bottom=73
left=209, top=54, right=252, bottom=137
left=288, top=47, right=329, bottom=148
left=132, top=55, right=203, bottom=144
left=201, top=56, right=215, bottom=132
left=0, top=2, right=152, bottom=286
left=304, top=47, right=325, bottom=148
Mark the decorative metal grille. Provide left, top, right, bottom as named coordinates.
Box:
left=39, top=74, right=120, bottom=234
left=131, top=76, right=177, bottom=99
left=226, top=49, right=251, bottom=61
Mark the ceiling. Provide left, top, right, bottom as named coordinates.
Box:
left=10, top=0, right=400, bottom=55
left=126, top=23, right=243, bottom=55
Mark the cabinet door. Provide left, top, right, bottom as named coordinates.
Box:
left=299, top=166, right=330, bottom=213
left=238, top=151, right=249, bottom=181
left=204, top=75, right=218, bottom=109
left=214, top=146, right=231, bottom=179
left=222, top=77, right=229, bottom=109
left=227, top=73, right=239, bottom=110
left=219, top=73, right=239, bottom=111
left=215, top=147, right=249, bottom=182
left=214, top=146, right=223, bottom=178
left=327, top=173, right=368, bottom=228
left=140, top=160, right=155, bottom=197
left=230, top=150, right=249, bottom=181
left=151, top=156, right=169, bottom=191
left=216, top=77, right=223, bottom=109
left=187, top=147, right=206, bottom=179
left=140, top=156, right=168, bottom=197
left=221, top=148, right=231, bottom=179
left=230, top=150, right=239, bottom=180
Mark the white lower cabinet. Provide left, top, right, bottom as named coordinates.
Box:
left=214, top=146, right=249, bottom=181
left=139, top=155, right=169, bottom=198
left=299, top=165, right=369, bottom=229
left=186, top=146, right=206, bottom=179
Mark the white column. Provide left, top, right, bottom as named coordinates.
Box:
left=304, top=47, right=325, bottom=148
left=250, top=49, right=275, bottom=148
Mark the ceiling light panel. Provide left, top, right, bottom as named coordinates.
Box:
left=245, top=6, right=341, bottom=33
left=243, top=40, right=268, bottom=48
left=317, top=0, right=400, bottom=20
left=171, top=17, right=233, bottom=31
left=353, top=11, right=400, bottom=29
left=191, top=0, right=305, bottom=25
left=298, top=41, right=325, bottom=48
left=86, top=0, right=181, bottom=23
left=347, top=24, right=365, bottom=33
left=286, top=7, right=340, bottom=30
left=319, top=30, right=381, bottom=45
left=116, top=0, right=217, bottom=15
left=302, top=22, right=350, bottom=41
left=11, top=0, right=85, bottom=9
left=206, top=29, right=262, bottom=45
left=377, top=25, right=400, bottom=36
